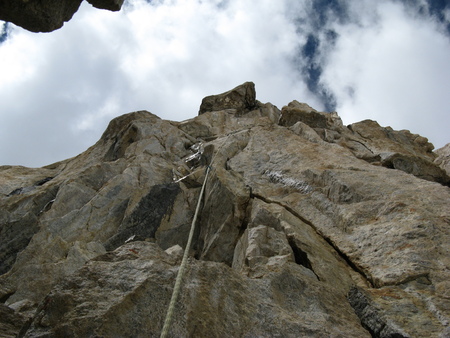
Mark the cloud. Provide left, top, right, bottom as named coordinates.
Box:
left=321, top=0, right=450, bottom=148
left=0, top=0, right=319, bottom=166
left=0, top=0, right=449, bottom=167
left=0, top=5, right=133, bottom=166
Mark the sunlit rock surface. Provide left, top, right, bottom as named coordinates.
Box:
left=436, top=143, right=450, bottom=177
left=0, top=82, right=449, bottom=337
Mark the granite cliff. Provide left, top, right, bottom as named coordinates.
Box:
left=1, top=82, right=449, bottom=337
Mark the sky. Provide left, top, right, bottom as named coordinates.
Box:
left=0, top=0, right=449, bottom=167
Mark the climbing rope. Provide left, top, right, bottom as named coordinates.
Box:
left=160, top=164, right=212, bottom=338
left=160, top=133, right=236, bottom=337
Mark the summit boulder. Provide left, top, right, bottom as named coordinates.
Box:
left=199, top=81, right=257, bottom=115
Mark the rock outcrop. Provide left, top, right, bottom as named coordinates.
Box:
left=0, top=0, right=124, bottom=33
left=280, top=100, right=449, bottom=186
left=199, top=81, right=257, bottom=116
left=436, top=143, right=450, bottom=177
left=0, top=82, right=449, bottom=337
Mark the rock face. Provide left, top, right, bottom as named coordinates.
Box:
left=86, top=0, right=123, bottom=11
left=0, top=82, right=449, bottom=337
left=436, top=143, right=450, bottom=177
left=0, top=0, right=124, bottom=33
left=281, top=100, right=449, bottom=186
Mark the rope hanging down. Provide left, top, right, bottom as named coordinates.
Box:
left=160, top=164, right=212, bottom=338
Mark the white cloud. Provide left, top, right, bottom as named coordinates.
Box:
left=322, top=1, right=450, bottom=148
left=0, top=0, right=449, bottom=167
left=1, top=0, right=314, bottom=166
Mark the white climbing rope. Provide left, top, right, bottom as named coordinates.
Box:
left=160, top=134, right=235, bottom=337
left=160, top=164, right=211, bottom=338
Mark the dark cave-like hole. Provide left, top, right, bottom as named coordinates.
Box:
left=288, top=237, right=314, bottom=272
left=35, top=177, right=53, bottom=186
left=0, top=291, right=15, bottom=303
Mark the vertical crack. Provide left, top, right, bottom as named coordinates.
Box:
left=347, top=287, right=410, bottom=338
left=251, top=192, right=374, bottom=287
left=287, top=236, right=320, bottom=281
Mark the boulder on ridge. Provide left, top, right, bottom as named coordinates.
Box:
left=198, top=82, right=257, bottom=115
